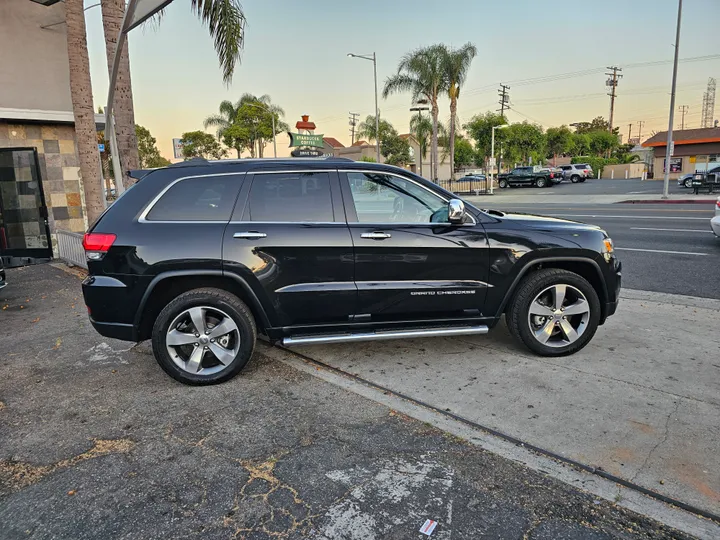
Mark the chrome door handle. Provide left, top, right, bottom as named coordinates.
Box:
left=233, top=231, right=267, bottom=239
left=360, top=232, right=391, bottom=239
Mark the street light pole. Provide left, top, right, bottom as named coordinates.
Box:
left=663, top=0, right=682, bottom=199
left=348, top=52, right=380, bottom=162
left=491, top=124, right=508, bottom=195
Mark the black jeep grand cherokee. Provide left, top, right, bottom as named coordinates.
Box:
left=82, top=158, right=621, bottom=385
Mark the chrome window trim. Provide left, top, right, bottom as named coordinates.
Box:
left=339, top=169, right=477, bottom=226
left=228, top=221, right=340, bottom=225
left=250, top=169, right=334, bottom=175
left=138, top=172, right=244, bottom=224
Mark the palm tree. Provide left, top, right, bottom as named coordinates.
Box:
left=101, top=0, right=140, bottom=178
left=356, top=115, right=396, bottom=145
left=410, top=112, right=432, bottom=175
left=204, top=100, right=243, bottom=157
left=383, top=45, right=448, bottom=181
left=102, top=0, right=247, bottom=181
left=66, top=0, right=105, bottom=224
left=444, top=43, right=477, bottom=180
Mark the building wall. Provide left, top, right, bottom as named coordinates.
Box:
left=651, top=147, right=720, bottom=179
left=600, top=163, right=646, bottom=179
left=0, top=121, right=87, bottom=250
left=0, top=0, right=72, bottom=113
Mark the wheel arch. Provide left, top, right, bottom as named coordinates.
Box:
left=135, top=270, right=272, bottom=341
left=497, top=257, right=609, bottom=321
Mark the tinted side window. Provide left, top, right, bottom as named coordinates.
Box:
left=561, top=166, right=571, bottom=170
left=146, top=175, right=239, bottom=221
left=247, top=172, right=333, bottom=222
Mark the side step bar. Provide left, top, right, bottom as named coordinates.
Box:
left=282, top=325, right=489, bottom=346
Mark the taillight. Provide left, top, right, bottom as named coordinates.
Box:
left=716, top=200, right=720, bottom=208
left=82, top=233, right=116, bottom=260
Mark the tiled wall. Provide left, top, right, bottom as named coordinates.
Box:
left=0, top=121, right=88, bottom=254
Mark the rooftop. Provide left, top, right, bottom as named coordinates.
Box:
left=642, top=127, right=720, bottom=147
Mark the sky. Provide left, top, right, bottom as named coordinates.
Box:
left=82, top=0, right=720, bottom=160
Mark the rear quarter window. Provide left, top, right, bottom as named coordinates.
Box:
left=145, top=175, right=241, bottom=221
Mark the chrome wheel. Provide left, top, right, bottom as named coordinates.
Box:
left=684, top=178, right=692, bottom=188
left=527, top=284, right=590, bottom=348
left=165, top=306, right=240, bottom=375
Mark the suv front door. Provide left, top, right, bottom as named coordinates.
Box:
left=340, top=170, right=490, bottom=322
left=223, top=169, right=356, bottom=329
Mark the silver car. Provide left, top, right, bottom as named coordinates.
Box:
left=560, top=164, right=593, bottom=182
left=712, top=196, right=720, bottom=238
left=677, top=173, right=694, bottom=188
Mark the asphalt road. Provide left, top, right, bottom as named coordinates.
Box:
left=488, top=202, right=720, bottom=299
left=544, top=178, right=691, bottom=196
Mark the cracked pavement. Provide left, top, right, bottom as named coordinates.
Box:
left=0, top=264, right=707, bottom=539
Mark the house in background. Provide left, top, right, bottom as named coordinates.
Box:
left=642, top=127, right=720, bottom=179
left=0, top=0, right=103, bottom=266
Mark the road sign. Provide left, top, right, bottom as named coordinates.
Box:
left=669, top=141, right=675, bottom=156
left=172, top=138, right=185, bottom=159
left=98, top=143, right=105, bottom=153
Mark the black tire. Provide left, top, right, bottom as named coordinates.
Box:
left=506, top=269, right=601, bottom=357
left=570, top=175, right=580, bottom=183
left=535, top=177, right=547, bottom=188
left=579, top=177, right=587, bottom=183
left=498, top=178, right=508, bottom=189
left=684, top=178, right=692, bottom=188
left=151, top=288, right=257, bottom=385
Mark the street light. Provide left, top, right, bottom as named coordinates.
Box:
left=247, top=102, right=277, bottom=158
left=348, top=52, right=380, bottom=163
left=491, top=124, right=509, bottom=195
left=410, top=105, right=429, bottom=178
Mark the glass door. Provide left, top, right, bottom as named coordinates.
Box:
left=0, top=148, right=52, bottom=259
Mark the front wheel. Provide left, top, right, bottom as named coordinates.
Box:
left=498, top=178, right=508, bottom=189
left=151, top=288, right=257, bottom=385
left=506, top=269, right=601, bottom=356
left=684, top=178, right=693, bottom=188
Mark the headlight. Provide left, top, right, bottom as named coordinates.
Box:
left=602, top=237, right=614, bottom=262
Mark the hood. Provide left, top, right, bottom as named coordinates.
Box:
left=484, top=209, right=604, bottom=233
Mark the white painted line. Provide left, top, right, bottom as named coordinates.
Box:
left=551, top=214, right=709, bottom=220
left=615, top=247, right=708, bottom=256
left=630, top=227, right=713, bottom=233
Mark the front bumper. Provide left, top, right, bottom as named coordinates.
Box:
left=0, top=267, right=5, bottom=289
left=601, top=259, right=621, bottom=324
left=711, top=216, right=720, bottom=237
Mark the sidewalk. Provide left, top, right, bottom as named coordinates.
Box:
left=466, top=192, right=718, bottom=205
left=0, top=264, right=705, bottom=539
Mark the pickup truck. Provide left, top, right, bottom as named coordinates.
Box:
left=498, top=166, right=555, bottom=188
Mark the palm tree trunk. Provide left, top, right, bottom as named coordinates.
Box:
left=66, top=0, right=105, bottom=225
left=449, top=97, right=457, bottom=180
left=101, top=0, right=140, bottom=184
left=431, top=99, right=439, bottom=182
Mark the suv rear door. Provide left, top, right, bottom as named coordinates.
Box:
left=222, top=168, right=356, bottom=328
left=339, top=169, right=489, bottom=322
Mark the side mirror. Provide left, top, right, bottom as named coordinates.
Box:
left=448, top=198, right=465, bottom=224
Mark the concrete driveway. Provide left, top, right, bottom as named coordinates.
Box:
left=287, top=289, right=720, bottom=518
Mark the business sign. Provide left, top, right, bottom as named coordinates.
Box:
left=663, top=157, right=682, bottom=173
left=172, top=138, right=185, bottom=159
left=291, top=148, right=324, bottom=158
left=288, top=132, right=324, bottom=148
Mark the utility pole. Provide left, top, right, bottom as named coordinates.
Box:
left=349, top=112, right=359, bottom=145
left=700, top=78, right=715, bottom=128
left=662, top=0, right=683, bottom=200
left=498, top=84, right=510, bottom=121
left=678, top=105, right=689, bottom=129
left=637, top=120, right=645, bottom=142
left=627, top=124, right=632, bottom=144
left=605, top=66, right=622, bottom=133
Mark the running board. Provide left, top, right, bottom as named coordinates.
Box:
left=282, top=325, right=489, bottom=346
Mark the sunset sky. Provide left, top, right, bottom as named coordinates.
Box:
left=82, top=0, right=720, bottom=159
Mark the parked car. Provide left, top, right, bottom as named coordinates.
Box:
left=82, top=158, right=621, bottom=385
left=0, top=258, right=5, bottom=290
left=540, top=167, right=564, bottom=184
left=460, top=173, right=486, bottom=181
left=560, top=164, right=593, bottom=183
left=712, top=196, right=720, bottom=238
left=677, top=173, right=694, bottom=188
left=497, top=166, right=555, bottom=188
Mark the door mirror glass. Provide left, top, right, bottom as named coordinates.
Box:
left=448, top=199, right=465, bottom=224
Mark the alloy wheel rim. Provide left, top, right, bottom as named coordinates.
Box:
left=166, top=306, right=240, bottom=375
left=527, top=284, right=590, bottom=348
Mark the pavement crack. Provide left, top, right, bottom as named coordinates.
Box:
left=631, top=400, right=680, bottom=483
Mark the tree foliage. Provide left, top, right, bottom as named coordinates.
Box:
left=381, top=132, right=411, bottom=166
left=545, top=125, right=574, bottom=157
left=573, top=116, right=619, bottom=136
left=135, top=125, right=170, bottom=168
left=587, top=130, right=619, bottom=156
left=181, top=130, right=227, bottom=160
left=463, top=112, right=507, bottom=161
left=453, top=136, right=475, bottom=170
left=356, top=115, right=397, bottom=143
left=503, top=122, right=545, bottom=165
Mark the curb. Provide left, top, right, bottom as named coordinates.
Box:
left=617, top=199, right=717, bottom=204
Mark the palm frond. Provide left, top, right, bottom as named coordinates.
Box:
left=191, top=0, right=246, bottom=84
left=218, top=99, right=237, bottom=119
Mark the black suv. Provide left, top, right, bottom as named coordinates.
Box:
left=82, top=158, right=621, bottom=385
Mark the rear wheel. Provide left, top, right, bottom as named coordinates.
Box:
left=579, top=177, right=587, bottom=183
left=535, top=177, right=547, bottom=188
left=506, top=269, right=601, bottom=357
left=151, top=288, right=257, bottom=385
left=570, top=175, right=580, bottom=183
left=498, top=178, right=509, bottom=189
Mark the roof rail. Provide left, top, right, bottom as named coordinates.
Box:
left=167, top=157, right=210, bottom=167
left=324, top=157, right=354, bottom=162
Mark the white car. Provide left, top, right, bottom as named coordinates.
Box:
left=712, top=196, right=720, bottom=237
